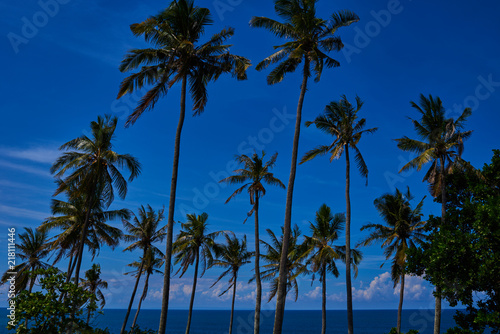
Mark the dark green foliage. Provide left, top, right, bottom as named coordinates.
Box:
left=407, top=150, right=500, bottom=334
left=7, top=267, right=97, bottom=333
left=127, top=326, right=156, bottom=334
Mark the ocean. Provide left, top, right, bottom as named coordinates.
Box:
left=2, top=309, right=458, bottom=333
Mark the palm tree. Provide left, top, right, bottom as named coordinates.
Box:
left=304, top=204, right=362, bottom=334
left=300, top=95, right=377, bottom=333
left=1, top=228, right=50, bottom=294
left=357, top=188, right=427, bottom=334
left=40, top=191, right=127, bottom=281
left=210, top=234, right=253, bottom=334
left=256, top=225, right=308, bottom=304
left=81, top=263, right=108, bottom=325
left=126, top=248, right=164, bottom=329
left=220, top=151, right=284, bottom=333
left=250, top=3, right=359, bottom=331
left=50, top=115, right=141, bottom=285
left=117, top=2, right=250, bottom=331
left=120, top=205, right=166, bottom=334
left=395, top=94, right=472, bottom=334
left=173, top=212, right=224, bottom=334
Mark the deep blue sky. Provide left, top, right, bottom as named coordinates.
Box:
left=1, top=0, right=499, bottom=314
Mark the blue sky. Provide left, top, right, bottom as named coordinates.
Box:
left=1, top=0, right=499, bottom=314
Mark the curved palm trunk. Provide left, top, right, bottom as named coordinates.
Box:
left=229, top=271, right=238, bottom=334
left=345, top=145, right=354, bottom=334
left=131, top=271, right=150, bottom=329
left=185, top=250, right=200, bottom=334
left=434, top=158, right=446, bottom=334
left=397, top=273, right=405, bottom=333
left=73, top=205, right=92, bottom=285
left=273, top=58, right=309, bottom=334
left=322, top=265, right=327, bottom=334
left=66, top=254, right=74, bottom=282
left=159, top=75, right=187, bottom=334
left=120, top=260, right=144, bottom=334
left=254, top=195, right=262, bottom=334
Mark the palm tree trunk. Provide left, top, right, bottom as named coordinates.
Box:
left=254, top=194, right=262, bottom=334
left=66, top=254, right=73, bottom=282
left=28, top=274, right=35, bottom=294
left=273, top=58, right=309, bottom=334
left=159, top=75, right=187, bottom=334
left=73, top=205, right=92, bottom=285
left=120, top=260, right=144, bottom=334
left=397, top=273, right=405, bottom=333
left=434, top=157, right=446, bottom=334
left=345, top=145, right=354, bottom=334
left=185, top=250, right=200, bottom=334
left=229, top=271, right=238, bottom=334
left=322, top=265, right=327, bottom=334
left=131, top=271, right=150, bottom=329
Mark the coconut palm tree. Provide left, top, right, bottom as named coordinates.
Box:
left=51, top=115, right=141, bottom=285
left=117, top=2, right=250, bottom=330
left=210, top=234, right=253, bottom=334
left=120, top=205, right=166, bottom=334
left=1, top=228, right=51, bottom=294
left=173, top=212, right=225, bottom=334
left=255, top=224, right=308, bottom=304
left=40, top=191, right=127, bottom=281
left=81, top=263, right=108, bottom=325
left=250, top=3, right=359, bottom=331
left=357, top=188, right=427, bottom=333
left=304, top=204, right=362, bottom=334
left=220, top=151, right=284, bottom=333
left=395, top=94, right=472, bottom=334
left=126, top=248, right=164, bottom=329
left=300, top=95, right=377, bottom=333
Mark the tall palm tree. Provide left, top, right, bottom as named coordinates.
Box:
left=256, top=225, right=308, bottom=304
left=81, top=263, right=108, bottom=325
left=357, top=188, right=427, bottom=334
left=220, top=151, right=284, bottom=333
left=117, top=2, right=249, bottom=331
left=126, top=248, right=164, bottom=329
left=120, top=205, right=166, bottom=334
left=300, top=95, right=377, bottom=333
left=250, top=3, right=359, bottom=331
left=40, top=192, right=127, bottom=281
left=210, top=234, right=253, bottom=334
left=173, top=212, right=224, bottom=334
left=51, top=115, right=141, bottom=285
left=304, top=204, right=362, bottom=334
left=1, top=228, right=50, bottom=294
left=395, top=94, right=472, bottom=334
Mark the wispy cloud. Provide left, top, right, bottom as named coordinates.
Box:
left=0, top=146, right=60, bottom=164
left=0, top=204, right=49, bottom=221
left=0, top=159, right=51, bottom=178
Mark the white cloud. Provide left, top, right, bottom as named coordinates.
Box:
left=0, top=204, right=49, bottom=221
left=304, top=286, right=321, bottom=299
left=0, top=146, right=60, bottom=164
left=0, top=159, right=51, bottom=177
left=353, top=272, right=432, bottom=302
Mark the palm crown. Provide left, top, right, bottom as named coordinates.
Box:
left=301, top=95, right=378, bottom=180
left=118, top=0, right=250, bottom=124
left=250, top=0, right=359, bottom=83
left=305, top=204, right=361, bottom=279
left=123, top=205, right=167, bottom=257
left=395, top=94, right=473, bottom=196
left=51, top=115, right=141, bottom=207
left=210, top=234, right=253, bottom=296
left=357, top=188, right=427, bottom=284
